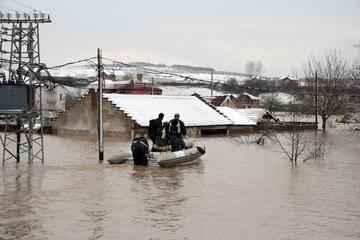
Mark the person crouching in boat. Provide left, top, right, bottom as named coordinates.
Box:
left=168, top=113, right=187, bottom=152
left=131, top=134, right=149, bottom=166
left=154, top=121, right=170, bottom=152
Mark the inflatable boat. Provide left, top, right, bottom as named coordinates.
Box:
left=107, top=137, right=205, bottom=167
left=151, top=146, right=205, bottom=167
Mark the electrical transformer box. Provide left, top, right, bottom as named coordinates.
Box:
left=0, top=84, right=32, bottom=114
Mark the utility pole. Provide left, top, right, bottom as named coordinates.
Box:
left=211, top=68, right=214, bottom=96
left=97, top=48, right=104, bottom=161
left=315, top=71, right=318, bottom=125
left=151, top=77, right=154, bottom=95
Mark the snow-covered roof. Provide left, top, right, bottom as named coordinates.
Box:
left=235, top=108, right=268, bottom=123
left=239, top=92, right=260, bottom=100
left=88, top=79, right=118, bottom=89
left=280, top=75, right=297, bottom=81
left=216, top=107, right=256, bottom=125
left=104, top=94, right=233, bottom=127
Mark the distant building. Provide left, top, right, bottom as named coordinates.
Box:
left=234, top=92, right=260, bottom=109
left=279, top=76, right=298, bottom=88
left=89, top=73, right=163, bottom=95
left=204, top=95, right=236, bottom=108
left=235, top=108, right=278, bottom=124
left=114, top=81, right=162, bottom=95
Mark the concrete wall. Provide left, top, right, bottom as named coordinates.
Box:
left=53, top=90, right=135, bottom=137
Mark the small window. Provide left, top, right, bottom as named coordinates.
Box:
left=59, top=93, right=63, bottom=101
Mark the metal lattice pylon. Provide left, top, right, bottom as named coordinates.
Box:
left=0, top=12, right=51, bottom=164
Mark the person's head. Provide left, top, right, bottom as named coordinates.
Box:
left=163, top=121, right=168, bottom=127
left=174, top=113, right=180, bottom=119
left=158, top=113, right=164, bottom=120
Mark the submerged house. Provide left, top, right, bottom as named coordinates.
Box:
left=52, top=90, right=236, bottom=138
left=235, top=108, right=279, bottom=124
left=216, top=107, right=256, bottom=133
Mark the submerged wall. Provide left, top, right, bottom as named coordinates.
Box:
left=52, top=90, right=134, bottom=137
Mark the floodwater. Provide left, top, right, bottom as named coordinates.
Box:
left=1, top=130, right=360, bottom=240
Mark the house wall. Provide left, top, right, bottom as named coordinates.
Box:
left=228, top=125, right=254, bottom=134
left=220, top=98, right=236, bottom=108
left=116, top=89, right=162, bottom=95
left=235, top=97, right=260, bottom=109
left=53, top=90, right=135, bottom=137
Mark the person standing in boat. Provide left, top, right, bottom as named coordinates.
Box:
left=131, top=134, right=150, bottom=166
left=148, top=113, right=164, bottom=144
left=168, top=113, right=186, bottom=152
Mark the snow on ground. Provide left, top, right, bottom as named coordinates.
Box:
left=259, top=92, right=296, bottom=104
left=160, top=85, right=226, bottom=96
left=47, top=65, right=247, bottom=85
left=48, top=66, right=98, bottom=78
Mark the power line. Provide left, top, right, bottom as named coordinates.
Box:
left=0, top=4, right=17, bottom=12
left=6, top=0, right=43, bottom=13
left=47, top=57, right=97, bottom=69
left=102, top=56, right=281, bottom=93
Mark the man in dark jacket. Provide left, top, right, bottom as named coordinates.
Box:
left=131, top=135, right=149, bottom=166
left=148, top=113, right=164, bottom=143
left=168, top=113, right=186, bottom=152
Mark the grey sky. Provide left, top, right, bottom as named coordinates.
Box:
left=2, top=0, right=360, bottom=76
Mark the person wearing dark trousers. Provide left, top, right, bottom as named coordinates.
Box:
left=168, top=113, right=186, bottom=152
left=148, top=113, right=164, bottom=144
left=131, top=135, right=149, bottom=166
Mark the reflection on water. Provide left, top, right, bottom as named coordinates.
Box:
left=0, top=130, right=360, bottom=239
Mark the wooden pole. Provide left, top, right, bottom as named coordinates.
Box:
left=97, top=48, right=104, bottom=161
left=315, top=71, right=318, bottom=125
left=211, top=69, right=214, bottom=96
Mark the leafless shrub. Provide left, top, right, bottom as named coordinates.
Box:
left=265, top=113, right=329, bottom=163
left=244, top=60, right=265, bottom=77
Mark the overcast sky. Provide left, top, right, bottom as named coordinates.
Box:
left=1, top=0, right=360, bottom=77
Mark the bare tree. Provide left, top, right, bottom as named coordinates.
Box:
left=122, top=72, right=135, bottom=81
left=268, top=114, right=328, bottom=164
left=261, top=93, right=281, bottom=112
left=245, top=60, right=265, bottom=77
left=302, top=50, right=350, bottom=129
left=222, top=77, right=240, bottom=93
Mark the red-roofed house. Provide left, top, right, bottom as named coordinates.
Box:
left=234, top=92, right=260, bottom=109
left=115, top=80, right=162, bottom=95
left=207, top=95, right=236, bottom=108
left=279, top=76, right=298, bottom=88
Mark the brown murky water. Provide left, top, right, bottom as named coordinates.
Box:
left=1, top=130, right=360, bottom=239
